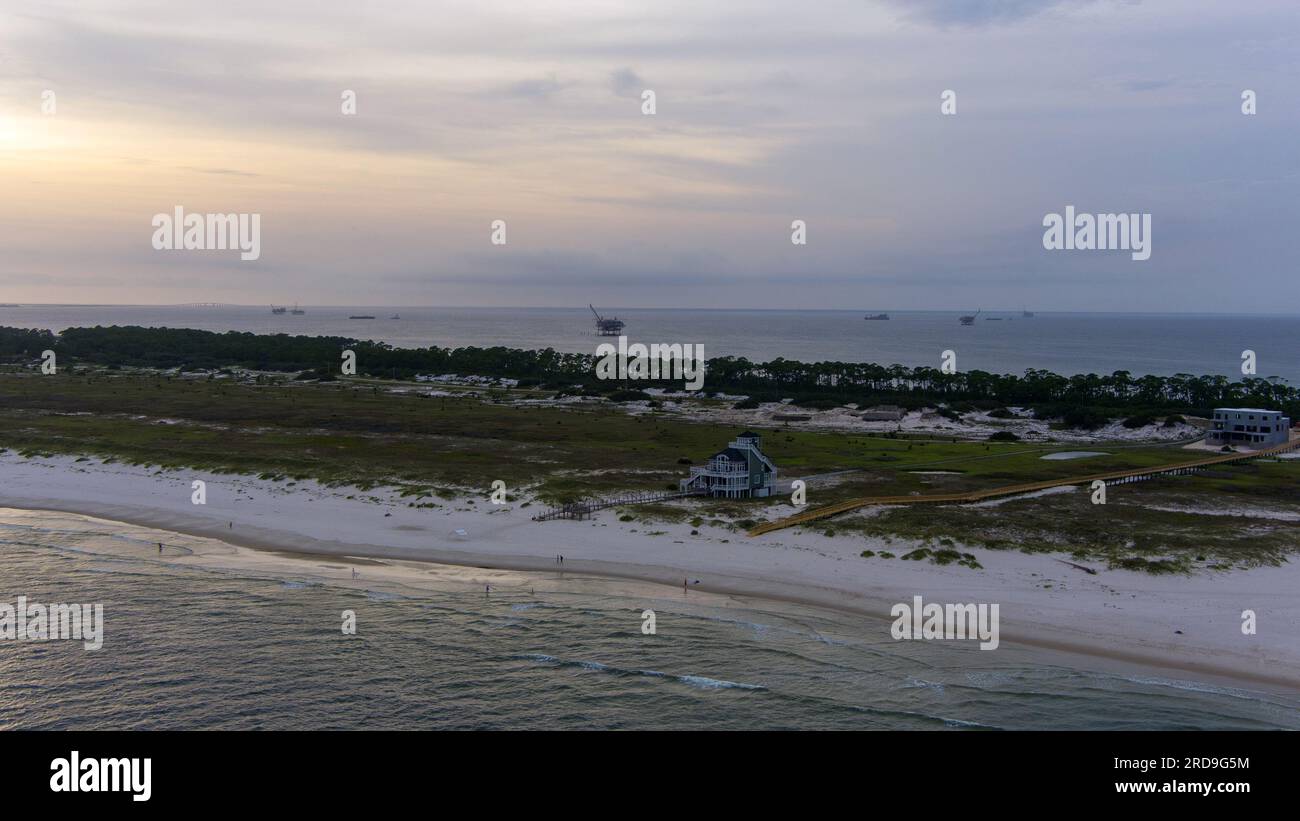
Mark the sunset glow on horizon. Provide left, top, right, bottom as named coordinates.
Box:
left=2, top=0, right=1297, bottom=311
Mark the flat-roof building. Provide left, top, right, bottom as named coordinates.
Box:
left=1207, top=408, right=1291, bottom=448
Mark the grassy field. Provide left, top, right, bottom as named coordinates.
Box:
left=807, top=462, right=1300, bottom=572
left=2, top=368, right=1297, bottom=570
left=0, top=369, right=1209, bottom=496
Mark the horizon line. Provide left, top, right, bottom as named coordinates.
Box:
left=5, top=304, right=1300, bottom=318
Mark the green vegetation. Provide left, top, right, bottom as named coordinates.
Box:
left=1, top=349, right=1297, bottom=573
left=892, top=545, right=984, bottom=569
left=1123, top=413, right=1157, bottom=428
left=826, top=465, right=1300, bottom=572
left=0, top=368, right=1154, bottom=503
left=4, top=324, right=1298, bottom=421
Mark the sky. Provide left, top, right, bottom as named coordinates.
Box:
left=0, top=0, right=1297, bottom=311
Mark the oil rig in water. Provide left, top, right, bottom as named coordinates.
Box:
left=589, top=304, right=625, bottom=336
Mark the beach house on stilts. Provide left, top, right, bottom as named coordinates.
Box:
left=680, top=431, right=778, bottom=498
left=1207, top=408, right=1292, bottom=448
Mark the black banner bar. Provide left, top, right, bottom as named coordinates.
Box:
left=7, top=730, right=1286, bottom=808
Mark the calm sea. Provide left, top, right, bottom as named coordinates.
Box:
left=2, top=508, right=1298, bottom=730
left=3, top=305, right=1299, bottom=383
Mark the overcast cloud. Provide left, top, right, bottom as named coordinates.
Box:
left=0, top=0, right=1296, bottom=311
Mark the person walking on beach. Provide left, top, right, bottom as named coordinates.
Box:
left=158, top=542, right=163, bottom=554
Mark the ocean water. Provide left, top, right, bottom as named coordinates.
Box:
left=3, top=305, right=1299, bottom=383
left=2, top=508, right=1297, bottom=731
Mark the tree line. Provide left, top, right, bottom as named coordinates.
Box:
left=2, top=324, right=1295, bottom=422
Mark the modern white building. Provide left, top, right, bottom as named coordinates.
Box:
left=1207, top=408, right=1291, bottom=447
left=680, top=431, right=778, bottom=498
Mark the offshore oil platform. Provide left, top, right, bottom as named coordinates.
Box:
left=589, top=304, right=625, bottom=336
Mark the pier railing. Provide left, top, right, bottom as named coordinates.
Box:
left=533, top=488, right=706, bottom=522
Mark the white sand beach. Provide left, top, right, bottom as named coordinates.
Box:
left=2, top=451, right=1297, bottom=691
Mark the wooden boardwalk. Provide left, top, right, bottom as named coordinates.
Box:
left=747, top=438, right=1300, bottom=537
left=534, top=488, right=705, bottom=522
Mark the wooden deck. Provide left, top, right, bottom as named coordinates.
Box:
left=747, top=438, right=1300, bottom=537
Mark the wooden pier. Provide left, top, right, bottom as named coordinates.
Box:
left=747, top=438, right=1300, bottom=537
left=534, top=488, right=705, bottom=522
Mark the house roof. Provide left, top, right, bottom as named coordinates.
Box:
left=712, top=447, right=749, bottom=463
left=737, top=430, right=761, bottom=439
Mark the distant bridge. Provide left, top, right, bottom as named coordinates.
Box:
left=748, top=438, right=1300, bottom=537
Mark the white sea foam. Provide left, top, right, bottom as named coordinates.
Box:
left=676, top=674, right=765, bottom=690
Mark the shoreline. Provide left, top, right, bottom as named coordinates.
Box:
left=3, top=452, right=1298, bottom=693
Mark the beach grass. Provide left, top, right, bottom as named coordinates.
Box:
left=2, top=369, right=1296, bottom=569
left=0, top=370, right=1188, bottom=492
left=816, top=467, right=1300, bottom=571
